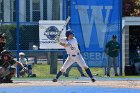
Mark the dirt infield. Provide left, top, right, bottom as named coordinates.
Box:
left=0, top=80, right=140, bottom=89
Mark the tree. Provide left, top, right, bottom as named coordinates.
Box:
left=123, top=0, right=140, bottom=16
left=132, top=0, right=140, bottom=16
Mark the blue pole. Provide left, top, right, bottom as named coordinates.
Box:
left=63, top=0, right=68, bottom=20
left=119, top=0, right=122, bottom=76
left=16, top=0, right=20, bottom=77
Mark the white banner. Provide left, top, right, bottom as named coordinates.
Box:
left=39, top=20, right=66, bottom=49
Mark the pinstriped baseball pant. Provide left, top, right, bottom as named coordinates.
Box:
left=61, top=54, right=88, bottom=72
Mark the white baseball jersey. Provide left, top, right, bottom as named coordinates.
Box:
left=59, top=37, right=80, bottom=55
left=59, top=37, right=88, bottom=72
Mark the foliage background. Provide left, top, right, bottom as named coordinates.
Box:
left=123, top=0, right=140, bottom=16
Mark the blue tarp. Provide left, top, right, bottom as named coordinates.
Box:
left=70, top=0, right=121, bottom=66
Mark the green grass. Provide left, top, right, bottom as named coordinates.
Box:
left=27, top=64, right=104, bottom=79
left=32, top=64, right=55, bottom=78
left=15, top=64, right=140, bottom=79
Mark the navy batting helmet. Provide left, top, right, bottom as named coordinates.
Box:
left=65, top=29, right=74, bottom=37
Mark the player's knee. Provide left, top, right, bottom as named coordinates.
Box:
left=9, top=68, right=16, bottom=75
left=10, top=69, right=16, bottom=75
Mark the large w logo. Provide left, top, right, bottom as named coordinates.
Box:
left=75, top=5, right=112, bottom=48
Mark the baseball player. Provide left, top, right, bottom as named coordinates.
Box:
left=19, top=52, right=33, bottom=77
left=0, top=50, right=25, bottom=83
left=105, top=35, right=120, bottom=77
left=52, top=29, right=95, bottom=82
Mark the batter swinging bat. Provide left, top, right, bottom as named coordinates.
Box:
left=55, top=16, right=71, bottom=42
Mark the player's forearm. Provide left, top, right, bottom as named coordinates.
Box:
left=59, top=42, right=69, bottom=47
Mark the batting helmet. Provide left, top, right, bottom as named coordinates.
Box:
left=65, top=29, right=74, bottom=37
left=1, top=50, right=12, bottom=57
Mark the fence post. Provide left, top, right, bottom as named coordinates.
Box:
left=119, top=0, right=122, bottom=76
left=47, top=51, right=51, bottom=65
left=34, top=56, right=37, bottom=64
left=50, top=52, right=58, bottom=74
left=16, top=0, right=20, bottom=77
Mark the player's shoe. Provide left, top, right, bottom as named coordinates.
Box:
left=81, top=74, right=86, bottom=77
left=91, top=78, right=96, bottom=82
left=52, top=78, right=57, bottom=82
left=2, top=79, right=13, bottom=83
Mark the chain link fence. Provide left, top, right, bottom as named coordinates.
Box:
left=0, top=0, right=68, bottom=77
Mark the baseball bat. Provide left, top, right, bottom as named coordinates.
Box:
left=61, top=16, right=71, bottom=32
left=55, top=16, right=71, bottom=42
